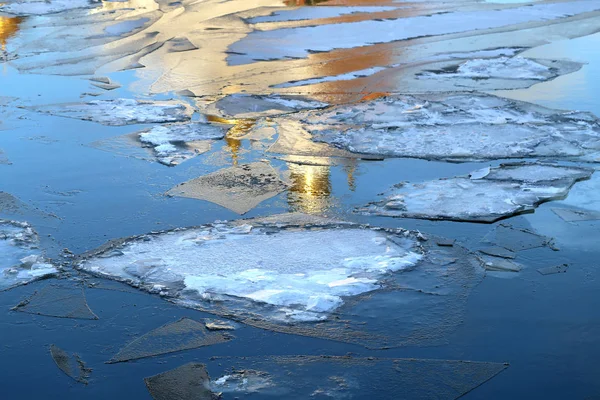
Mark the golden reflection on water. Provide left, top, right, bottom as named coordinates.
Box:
left=206, top=115, right=256, bottom=165
left=287, top=163, right=332, bottom=214
left=0, top=15, right=22, bottom=50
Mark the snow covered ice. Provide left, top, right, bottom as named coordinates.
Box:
left=360, top=163, right=593, bottom=222
left=0, top=220, right=57, bottom=290
left=280, top=93, right=600, bottom=162
left=78, top=217, right=423, bottom=322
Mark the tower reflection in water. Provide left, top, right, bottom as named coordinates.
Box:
left=0, top=15, right=22, bottom=53
left=286, top=158, right=357, bottom=214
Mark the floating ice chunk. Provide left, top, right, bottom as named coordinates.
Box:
left=167, top=162, right=289, bottom=214
left=13, top=283, right=98, bottom=320
left=1, top=220, right=57, bottom=291
left=137, top=122, right=225, bottom=166
left=0, top=0, right=100, bottom=16
left=32, top=99, right=191, bottom=126
left=109, top=318, right=231, bottom=363
left=300, top=93, right=600, bottom=161
left=210, top=94, right=327, bottom=119
left=209, top=369, right=272, bottom=394
left=361, top=163, right=593, bottom=222
left=420, top=57, right=555, bottom=80
left=78, top=219, right=423, bottom=323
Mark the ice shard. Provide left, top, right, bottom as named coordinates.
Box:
left=278, top=93, right=600, bottom=162
left=31, top=99, right=192, bottom=126
left=77, top=214, right=484, bottom=348
left=109, top=318, right=232, bottom=363
left=0, top=220, right=57, bottom=291
left=360, top=163, right=593, bottom=222
left=49, top=345, right=91, bottom=385
left=13, top=283, right=98, bottom=320
left=145, top=363, right=218, bottom=400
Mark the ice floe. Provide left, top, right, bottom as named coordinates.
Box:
left=1, top=220, right=57, bottom=291
left=0, top=0, right=100, bottom=16
left=208, top=94, right=327, bottom=119
left=145, top=363, right=217, bottom=400
left=137, top=122, right=225, bottom=166
left=32, top=99, right=191, bottom=126
left=419, top=56, right=579, bottom=81
left=360, top=163, right=593, bottom=222
left=166, top=162, right=289, bottom=214
left=292, top=93, right=600, bottom=162
left=77, top=214, right=484, bottom=348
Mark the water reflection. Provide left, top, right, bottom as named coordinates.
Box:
left=206, top=115, right=256, bottom=165
left=287, top=163, right=332, bottom=213
left=0, top=15, right=22, bottom=50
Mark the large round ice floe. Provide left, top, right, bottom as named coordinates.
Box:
left=77, top=214, right=484, bottom=348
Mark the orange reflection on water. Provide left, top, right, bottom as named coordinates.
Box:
left=0, top=15, right=22, bottom=50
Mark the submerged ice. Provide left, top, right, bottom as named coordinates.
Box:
left=1, top=220, right=57, bottom=290
left=291, top=93, right=600, bottom=162
left=0, top=0, right=100, bottom=16
left=78, top=220, right=422, bottom=322
left=361, top=163, right=593, bottom=222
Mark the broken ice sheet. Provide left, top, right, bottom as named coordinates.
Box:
left=551, top=207, right=600, bottom=222
left=0, top=220, right=57, bottom=291
left=166, top=162, right=289, bottom=214
left=298, top=93, right=600, bottom=162
left=360, top=163, right=593, bottom=222
left=145, top=363, right=219, bottom=400
left=109, top=318, right=231, bottom=363
left=0, top=149, right=10, bottom=165
left=31, top=99, right=192, bottom=126
left=13, top=282, right=98, bottom=320
left=137, top=122, right=225, bottom=166
left=482, top=224, right=551, bottom=252
left=419, top=56, right=581, bottom=81
left=479, top=256, right=522, bottom=273
left=50, top=345, right=91, bottom=385
left=77, top=214, right=484, bottom=348
left=206, top=356, right=508, bottom=399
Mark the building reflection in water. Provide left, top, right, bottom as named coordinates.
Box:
left=286, top=158, right=357, bottom=213
left=206, top=115, right=256, bottom=166
left=0, top=15, right=22, bottom=51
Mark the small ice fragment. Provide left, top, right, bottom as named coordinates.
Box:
left=537, top=264, right=569, bottom=275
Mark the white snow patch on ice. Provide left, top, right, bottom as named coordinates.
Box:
left=421, top=57, right=552, bottom=80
